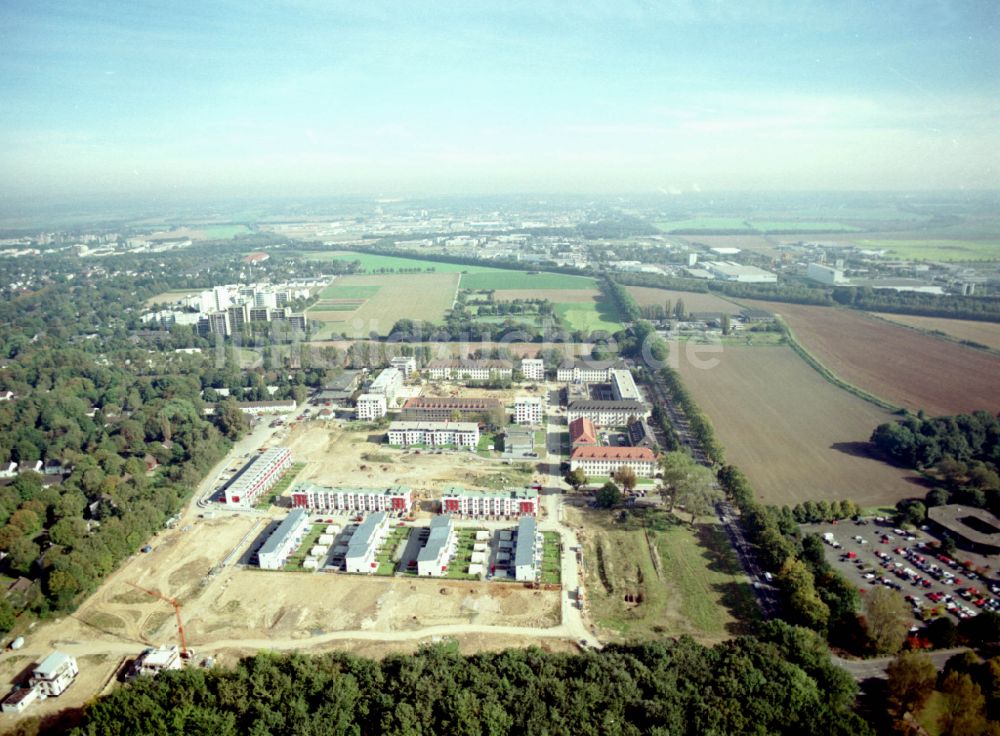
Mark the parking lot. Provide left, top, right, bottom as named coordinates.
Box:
left=806, top=518, right=1000, bottom=626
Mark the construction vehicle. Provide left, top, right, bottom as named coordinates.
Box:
left=128, top=582, right=193, bottom=661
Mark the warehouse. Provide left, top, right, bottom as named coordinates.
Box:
left=223, top=447, right=293, bottom=506
left=440, top=487, right=539, bottom=517
left=256, top=508, right=310, bottom=570
left=417, top=515, right=457, bottom=576
left=514, top=516, right=540, bottom=582
left=345, top=511, right=390, bottom=573
left=567, top=400, right=649, bottom=426
left=386, top=421, right=480, bottom=448
left=291, top=483, right=412, bottom=514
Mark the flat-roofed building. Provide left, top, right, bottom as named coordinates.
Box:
left=134, top=646, right=182, bottom=677
left=356, top=393, right=387, bottom=420
left=440, top=487, right=539, bottom=517
left=514, top=396, right=543, bottom=425
left=30, top=652, right=78, bottom=697
left=1, top=685, right=40, bottom=713
left=514, top=516, right=540, bottom=582
left=927, top=505, right=1000, bottom=556
left=256, top=508, right=310, bottom=570
left=345, top=511, right=390, bottom=573
left=520, top=358, right=545, bottom=381
left=417, top=515, right=456, bottom=576
left=570, top=446, right=657, bottom=477
left=291, top=483, right=412, bottom=514
left=504, top=427, right=535, bottom=457
left=610, top=369, right=642, bottom=402
left=400, top=397, right=503, bottom=422
left=567, top=400, right=649, bottom=427
left=386, top=421, right=480, bottom=448
left=390, top=356, right=417, bottom=377
left=569, top=417, right=599, bottom=447
left=368, top=367, right=403, bottom=402
left=223, top=447, right=293, bottom=506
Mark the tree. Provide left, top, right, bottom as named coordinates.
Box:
left=938, top=671, right=987, bottom=736
left=7, top=536, right=40, bottom=575
left=673, top=298, right=686, bottom=320
left=720, top=313, right=731, bottom=336
left=214, top=398, right=249, bottom=440
left=0, top=599, right=15, bottom=634
left=564, top=468, right=587, bottom=491
left=863, top=587, right=910, bottom=655
left=778, top=557, right=830, bottom=632
left=886, top=651, right=937, bottom=719
left=611, top=466, right=637, bottom=494
left=595, top=482, right=622, bottom=509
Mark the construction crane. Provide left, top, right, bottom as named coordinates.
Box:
left=128, top=582, right=192, bottom=660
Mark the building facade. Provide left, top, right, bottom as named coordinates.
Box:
left=256, top=508, right=311, bottom=570
left=30, top=652, right=78, bottom=697
left=567, top=400, right=649, bottom=426
left=514, top=516, right=540, bottom=582
left=569, top=446, right=657, bottom=477
left=610, top=369, right=642, bottom=402
left=390, top=356, right=417, bottom=377
left=439, top=487, right=539, bottom=517
left=556, top=359, right=625, bottom=383
left=514, top=396, right=543, bottom=425
left=386, top=421, right=480, bottom=448
left=345, top=511, right=390, bottom=573
left=291, top=483, right=412, bottom=514
left=224, top=447, right=293, bottom=506
left=520, top=358, right=545, bottom=381
left=416, top=515, right=456, bottom=576
left=426, top=359, right=513, bottom=381
left=400, top=397, right=503, bottom=422
left=356, top=393, right=388, bottom=420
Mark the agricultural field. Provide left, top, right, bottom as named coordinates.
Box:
left=303, top=250, right=474, bottom=272
left=676, top=344, right=921, bottom=506
left=857, top=238, right=1000, bottom=261
left=747, top=220, right=861, bottom=232
left=655, top=218, right=752, bottom=231
left=307, top=272, right=459, bottom=338
left=872, top=313, right=1000, bottom=352
left=490, top=288, right=598, bottom=302
left=750, top=301, right=1000, bottom=415
left=572, top=506, right=758, bottom=643
left=553, top=299, right=623, bottom=333
left=626, top=285, right=742, bottom=315
left=459, top=271, right=596, bottom=290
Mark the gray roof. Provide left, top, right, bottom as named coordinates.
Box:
left=514, top=516, right=538, bottom=568
left=346, top=511, right=388, bottom=560
left=33, top=651, right=71, bottom=678
left=568, top=400, right=646, bottom=411
left=258, top=509, right=308, bottom=557
left=558, top=359, right=624, bottom=370
left=417, top=515, right=453, bottom=563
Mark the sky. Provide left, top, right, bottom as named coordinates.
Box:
left=1, top=0, right=998, bottom=201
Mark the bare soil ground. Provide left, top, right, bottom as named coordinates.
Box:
left=748, top=301, right=1000, bottom=415
left=626, top=286, right=742, bottom=314
left=677, top=345, right=924, bottom=506
left=872, top=313, right=1000, bottom=353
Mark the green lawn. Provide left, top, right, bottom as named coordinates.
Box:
left=283, top=524, right=324, bottom=571
left=858, top=238, right=1000, bottom=262
left=654, top=218, right=751, bottom=231
left=459, top=271, right=597, bottom=290
left=319, top=283, right=380, bottom=299
left=540, top=531, right=562, bottom=584
left=374, top=527, right=411, bottom=576
left=304, top=251, right=474, bottom=272
left=554, top=300, right=623, bottom=333
left=748, top=220, right=862, bottom=232
left=256, top=462, right=307, bottom=509
left=446, top=529, right=485, bottom=580
left=202, top=224, right=250, bottom=239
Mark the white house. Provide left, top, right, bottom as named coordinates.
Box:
left=30, top=652, right=78, bottom=697
left=569, top=446, right=657, bottom=477
left=416, top=515, right=456, bottom=576
left=566, top=400, right=649, bottom=426
left=345, top=511, right=390, bottom=574
left=520, top=358, right=545, bottom=381
left=390, top=356, right=417, bottom=377
left=356, top=393, right=387, bottom=420
left=514, top=396, right=543, bottom=425
left=368, top=367, right=403, bottom=402
left=256, top=509, right=311, bottom=570
left=386, top=421, right=480, bottom=448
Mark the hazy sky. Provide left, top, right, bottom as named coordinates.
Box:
left=1, top=1, right=998, bottom=200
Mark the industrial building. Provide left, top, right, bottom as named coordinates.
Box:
left=806, top=262, right=849, bottom=285
left=345, top=511, right=390, bottom=573
left=440, top=487, right=539, bottom=517
left=610, top=369, right=642, bottom=402
left=705, top=261, right=777, bottom=283
left=356, top=393, right=387, bottom=420
left=417, top=515, right=457, bottom=576
left=567, top=400, right=649, bottom=426
left=520, top=358, right=545, bottom=381
left=386, top=421, right=480, bottom=448
left=569, top=416, right=599, bottom=447
left=400, top=397, right=503, bottom=422
left=570, top=446, right=657, bottom=477
left=314, top=370, right=362, bottom=406
left=222, top=447, right=293, bottom=506
left=30, top=651, right=79, bottom=697
left=513, top=396, right=543, bottom=425
left=291, top=483, right=412, bottom=514
left=256, top=508, right=311, bottom=569
left=514, top=516, right=541, bottom=582
left=556, top=359, right=626, bottom=383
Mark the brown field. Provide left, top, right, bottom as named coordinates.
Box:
left=872, top=313, right=1000, bottom=352
left=307, top=272, right=460, bottom=338
left=626, top=286, right=742, bottom=314
left=749, top=301, right=1000, bottom=416
left=491, top=288, right=599, bottom=303
left=677, top=345, right=922, bottom=506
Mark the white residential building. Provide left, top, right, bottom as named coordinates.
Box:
left=426, top=360, right=513, bottom=381
left=390, top=356, right=417, bottom=377
left=556, top=359, right=625, bottom=383
left=520, top=358, right=545, bottom=381
left=291, top=484, right=412, bottom=514
left=256, top=509, right=310, bottom=570
left=569, top=446, right=657, bottom=477
left=417, top=515, right=457, bottom=576
left=345, top=511, right=390, bottom=574
left=224, top=447, right=293, bottom=506
left=368, top=367, right=403, bottom=402
left=514, top=396, right=544, bottom=425
left=386, top=421, right=480, bottom=448
left=566, top=400, right=649, bottom=426
left=30, top=652, right=78, bottom=697
left=610, top=369, right=642, bottom=402
left=134, top=646, right=183, bottom=677
left=440, top=487, right=539, bottom=517
left=356, top=393, right=387, bottom=420
left=514, top=516, right=541, bottom=582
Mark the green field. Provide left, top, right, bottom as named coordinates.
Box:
left=305, top=250, right=488, bottom=272
left=749, top=220, right=861, bottom=232
left=319, top=283, right=381, bottom=299
left=655, top=218, right=751, bottom=231
left=375, top=527, right=411, bottom=575
left=554, top=301, right=623, bottom=333
left=859, top=239, right=1000, bottom=261
left=459, top=271, right=596, bottom=290
left=202, top=224, right=250, bottom=239
left=540, top=531, right=562, bottom=585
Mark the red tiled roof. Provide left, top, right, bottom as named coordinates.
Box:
left=570, top=446, right=656, bottom=461
left=569, top=417, right=598, bottom=445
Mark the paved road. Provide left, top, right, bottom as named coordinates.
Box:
left=832, top=648, right=970, bottom=681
